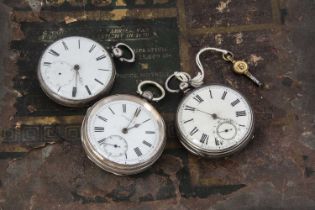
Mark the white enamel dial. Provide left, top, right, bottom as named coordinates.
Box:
left=81, top=95, right=166, bottom=175
left=38, top=36, right=115, bottom=106
left=176, top=85, right=254, bottom=157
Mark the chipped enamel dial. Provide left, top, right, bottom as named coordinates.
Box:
left=176, top=85, right=254, bottom=158
left=37, top=36, right=116, bottom=107
left=81, top=94, right=166, bottom=175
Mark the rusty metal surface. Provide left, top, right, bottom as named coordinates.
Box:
left=0, top=0, right=314, bottom=209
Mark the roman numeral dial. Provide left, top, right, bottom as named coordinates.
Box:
left=38, top=36, right=114, bottom=104
left=177, top=85, right=254, bottom=155
left=84, top=97, right=164, bottom=172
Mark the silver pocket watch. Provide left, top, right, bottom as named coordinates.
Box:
left=37, top=36, right=135, bottom=107
left=81, top=81, right=166, bottom=175
left=165, top=47, right=262, bottom=158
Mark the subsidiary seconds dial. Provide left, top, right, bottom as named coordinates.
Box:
left=38, top=36, right=115, bottom=107
left=176, top=85, right=254, bottom=157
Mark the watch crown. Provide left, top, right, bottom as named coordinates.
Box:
left=141, top=91, right=154, bottom=101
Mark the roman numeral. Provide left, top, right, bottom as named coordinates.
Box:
left=62, top=41, right=68, bottom=50
left=231, top=99, right=240, bottom=107
left=96, top=54, right=106, bottom=61
left=142, top=119, right=150, bottom=124
left=134, top=147, right=142, bottom=156
left=221, top=91, right=227, bottom=100
left=200, top=133, right=209, bottom=144
left=97, top=115, right=107, bottom=122
left=72, top=87, right=77, bottom=97
left=98, top=138, right=106, bottom=144
left=236, top=111, right=246, bottom=117
left=94, top=127, right=104, bottom=132
left=78, top=39, right=80, bottom=49
left=184, top=105, right=195, bottom=111
left=43, top=62, right=51, bottom=66
left=209, top=89, right=213, bottom=98
left=122, top=104, right=126, bottom=113
left=94, top=78, right=104, bottom=85
left=108, top=107, right=115, bottom=115
left=142, top=140, right=152, bottom=147
left=190, top=127, right=199, bottom=136
left=49, top=49, right=60, bottom=56
left=135, top=107, right=141, bottom=117
left=215, top=137, right=221, bottom=146
left=145, top=131, right=155, bottom=134
left=193, top=95, right=204, bottom=103
left=89, top=44, right=96, bottom=53
left=184, top=118, right=193, bottom=124
left=85, top=85, right=92, bottom=95
left=98, top=69, right=110, bottom=71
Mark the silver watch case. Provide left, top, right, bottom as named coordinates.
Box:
left=175, top=84, right=255, bottom=158
left=37, top=36, right=116, bottom=107
left=81, top=94, right=166, bottom=175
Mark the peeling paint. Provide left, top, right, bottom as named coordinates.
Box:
left=216, top=0, right=232, bottom=13
left=215, top=34, right=223, bottom=45
left=234, top=32, right=243, bottom=44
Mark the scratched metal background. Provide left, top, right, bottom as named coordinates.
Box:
left=0, top=0, right=314, bottom=209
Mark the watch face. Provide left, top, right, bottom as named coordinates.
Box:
left=82, top=95, right=166, bottom=174
left=176, top=85, right=254, bottom=156
left=38, top=36, right=115, bottom=106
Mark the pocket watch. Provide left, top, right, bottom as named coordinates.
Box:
left=81, top=81, right=166, bottom=175
left=165, top=47, right=262, bottom=158
left=37, top=36, right=135, bottom=107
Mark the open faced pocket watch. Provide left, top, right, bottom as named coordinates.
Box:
left=37, top=36, right=135, bottom=107
left=81, top=81, right=166, bottom=175
left=165, top=47, right=263, bottom=158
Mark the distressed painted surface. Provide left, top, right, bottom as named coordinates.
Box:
left=0, top=0, right=315, bottom=209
